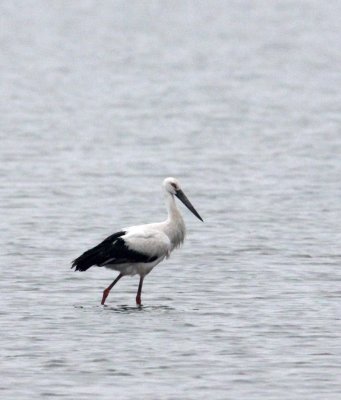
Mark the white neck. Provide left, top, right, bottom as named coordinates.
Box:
left=163, top=192, right=186, bottom=249
left=165, top=193, right=180, bottom=220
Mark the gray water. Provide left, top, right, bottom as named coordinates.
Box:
left=1, top=1, right=341, bottom=399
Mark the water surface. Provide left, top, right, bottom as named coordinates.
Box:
left=1, top=1, right=341, bottom=399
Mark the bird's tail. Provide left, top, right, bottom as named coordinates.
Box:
left=71, top=231, right=126, bottom=272
left=71, top=248, right=100, bottom=271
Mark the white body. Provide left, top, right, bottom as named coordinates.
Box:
left=104, top=180, right=186, bottom=277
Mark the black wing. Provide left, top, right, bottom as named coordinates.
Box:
left=71, top=230, right=156, bottom=272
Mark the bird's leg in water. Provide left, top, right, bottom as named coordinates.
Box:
left=136, top=276, right=144, bottom=306
left=101, top=273, right=123, bottom=305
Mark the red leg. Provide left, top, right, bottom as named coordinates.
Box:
left=101, top=273, right=123, bottom=305
left=136, top=276, right=144, bottom=306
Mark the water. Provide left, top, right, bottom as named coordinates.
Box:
left=1, top=1, right=341, bottom=399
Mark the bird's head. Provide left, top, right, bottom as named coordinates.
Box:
left=162, top=177, right=203, bottom=222
left=163, top=177, right=181, bottom=195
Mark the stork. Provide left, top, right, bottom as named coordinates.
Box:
left=71, top=177, right=203, bottom=306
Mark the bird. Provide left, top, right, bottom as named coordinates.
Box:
left=71, top=177, right=203, bottom=306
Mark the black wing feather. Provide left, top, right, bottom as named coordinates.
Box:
left=71, top=230, right=157, bottom=272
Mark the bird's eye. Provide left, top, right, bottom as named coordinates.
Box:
left=170, top=183, right=177, bottom=189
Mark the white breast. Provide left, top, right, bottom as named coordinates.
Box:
left=124, top=225, right=172, bottom=258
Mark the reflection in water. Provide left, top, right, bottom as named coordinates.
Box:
left=74, top=304, right=175, bottom=314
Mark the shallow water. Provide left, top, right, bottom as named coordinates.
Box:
left=1, top=1, right=341, bottom=399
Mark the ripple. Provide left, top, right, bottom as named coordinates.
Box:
left=1, top=2, right=341, bottom=399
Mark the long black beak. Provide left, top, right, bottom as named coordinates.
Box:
left=175, top=189, right=204, bottom=222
